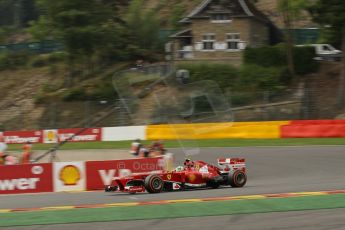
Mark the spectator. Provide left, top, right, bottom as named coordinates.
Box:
left=4, top=154, right=17, bottom=165
left=0, top=133, right=7, bottom=155
left=22, top=141, right=32, bottom=164
left=0, top=134, right=7, bottom=165
left=130, top=139, right=142, bottom=156
left=149, top=140, right=166, bottom=156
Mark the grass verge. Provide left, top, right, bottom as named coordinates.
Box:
left=7, top=138, right=345, bottom=151
left=1, top=194, right=345, bottom=227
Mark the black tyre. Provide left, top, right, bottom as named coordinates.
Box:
left=228, top=170, right=247, bottom=187
left=144, top=174, right=164, bottom=193
left=207, top=179, right=220, bottom=189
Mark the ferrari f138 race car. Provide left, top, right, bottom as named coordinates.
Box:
left=105, top=158, right=247, bottom=194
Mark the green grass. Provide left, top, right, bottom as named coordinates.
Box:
left=6, top=138, right=345, bottom=151
left=1, top=194, right=345, bottom=227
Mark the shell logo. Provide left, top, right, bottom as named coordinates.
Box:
left=45, top=130, right=57, bottom=143
left=46, top=131, right=55, bottom=141
left=59, top=165, right=81, bottom=185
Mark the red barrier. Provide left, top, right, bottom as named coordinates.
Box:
left=85, top=157, right=164, bottom=191
left=4, top=130, right=43, bottom=144
left=0, top=163, right=53, bottom=194
left=289, top=120, right=345, bottom=125
left=281, top=124, right=345, bottom=138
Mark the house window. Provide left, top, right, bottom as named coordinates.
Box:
left=211, top=14, right=231, bottom=22
left=202, top=34, right=215, bottom=50
left=227, top=33, right=240, bottom=50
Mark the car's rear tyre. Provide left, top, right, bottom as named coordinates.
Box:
left=144, top=174, right=164, bottom=193
left=228, top=170, right=247, bottom=187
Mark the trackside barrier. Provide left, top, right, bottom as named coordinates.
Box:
left=0, top=156, right=167, bottom=194
left=1, top=120, right=345, bottom=144
left=86, top=156, right=166, bottom=191
left=0, top=163, right=53, bottom=194
left=281, top=120, right=345, bottom=138
left=102, top=126, right=146, bottom=141
left=146, top=121, right=290, bottom=140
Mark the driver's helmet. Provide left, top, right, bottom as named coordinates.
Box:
left=175, top=166, right=184, bottom=172
left=184, top=158, right=194, bottom=168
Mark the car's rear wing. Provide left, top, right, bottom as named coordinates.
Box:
left=217, top=158, right=246, bottom=172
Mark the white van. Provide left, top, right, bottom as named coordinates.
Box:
left=297, top=44, right=343, bottom=61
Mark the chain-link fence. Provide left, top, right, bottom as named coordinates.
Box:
left=0, top=63, right=344, bottom=131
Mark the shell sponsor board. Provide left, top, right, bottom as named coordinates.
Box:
left=43, top=129, right=58, bottom=143
left=0, top=163, right=53, bottom=194
left=57, top=128, right=102, bottom=142
left=3, top=130, right=43, bottom=144
left=53, top=162, right=86, bottom=192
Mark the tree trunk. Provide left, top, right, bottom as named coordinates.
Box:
left=281, top=0, right=295, bottom=78
left=337, top=25, right=345, bottom=109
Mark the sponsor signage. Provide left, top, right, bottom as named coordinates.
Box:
left=43, top=129, right=58, bottom=144
left=53, top=162, right=86, bottom=192
left=57, top=128, right=102, bottom=142
left=4, top=130, right=43, bottom=144
left=0, top=163, right=53, bottom=194
left=86, top=157, right=165, bottom=190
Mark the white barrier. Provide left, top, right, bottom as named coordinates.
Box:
left=102, top=126, right=146, bottom=141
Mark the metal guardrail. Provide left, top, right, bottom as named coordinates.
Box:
left=0, top=40, right=63, bottom=54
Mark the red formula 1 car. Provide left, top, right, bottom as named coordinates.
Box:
left=105, top=158, right=247, bottom=194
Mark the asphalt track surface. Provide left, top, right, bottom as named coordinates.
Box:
left=1, top=146, right=345, bottom=229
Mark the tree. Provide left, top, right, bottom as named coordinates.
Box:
left=278, top=0, right=308, bottom=78
left=32, top=0, right=123, bottom=86
left=124, top=0, right=162, bottom=60
left=309, top=0, right=345, bottom=107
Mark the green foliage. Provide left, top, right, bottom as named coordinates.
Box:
left=178, top=63, right=239, bottom=89
left=0, top=0, right=38, bottom=27
left=169, top=4, right=185, bottom=30
left=309, top=0, right=345, bottom=29
left=0, top=51, right=30, bottom=70
left=178, top=63, right=288, bottom=93
left=125, top=0, right=162, bottom=59
left=238, top=64, right=287, bottom=91
left=62, top=87, right=86, bottom=101
left=244, top=46, right=286, bottom=67
left=33, top=90, right=46, bottom=104
left=309, top=0, right=345, bottom=48
left=29, top=52, right=65, bottom=67
left=244, top=45, right=319, bottom=75
left=32, top=0, right=123, bottom=70
left=278, top=0, right=309, bottom=20
left=27, top=16, right=54, bottom=41
left=230, top=92, right=255, bottom=107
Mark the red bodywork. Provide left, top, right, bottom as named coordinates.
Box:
left=105, top=158, right=246, bottom=194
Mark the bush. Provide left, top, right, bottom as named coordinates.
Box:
left=0, top=52, right=9, bottom=70
left=244, top=45, right=319, bottom=75
left=0, top=51, right=30, bottom=69
left=238, top=64, right=286, bottom=92
left=30, top=55, right=49, bottom=67
left=177, top=63, right=287, bottom=93
left=48, top=51, right=66, bottom=63
left=34, top=91, right=46, bottom=104
left=30, top=52, right=66, bottom=68
left=177, top=63, right=239, bottom=89
left=62, top=87, right=87, bottom=101
left=230, top=93, right=256, bottom=107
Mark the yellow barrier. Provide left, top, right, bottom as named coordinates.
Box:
left=146, top=121, right=290, bottom=140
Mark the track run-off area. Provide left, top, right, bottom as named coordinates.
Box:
left=1, top=145, right=345, bottom=229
